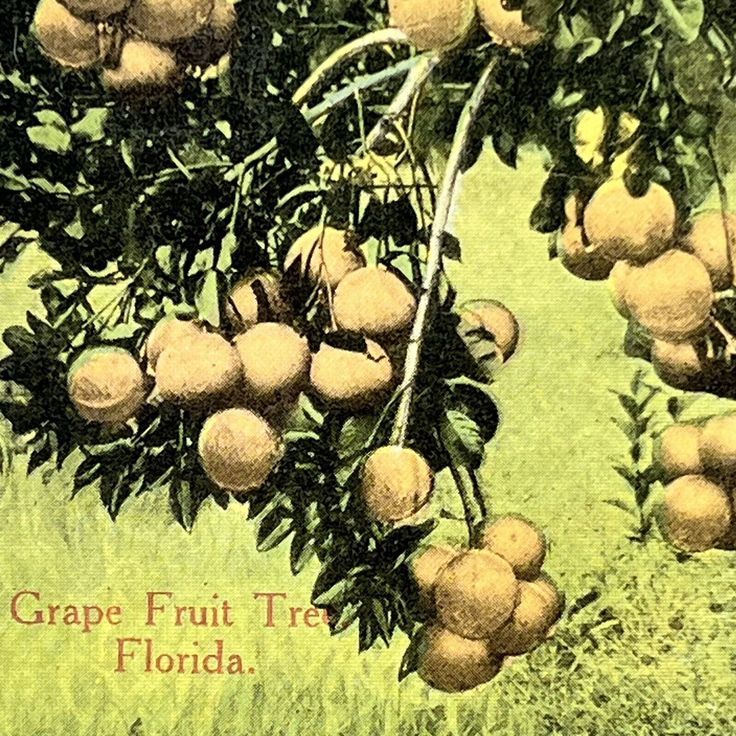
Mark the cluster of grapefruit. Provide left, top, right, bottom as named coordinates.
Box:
left=388, top=0, right=554, bottom=52
left=655, top=418, right=736, bottom=553
left=66, top=224, right=517, bottom=522
left=31, top=0, right=235, bottom=92
left=559, top=177, right=736, bottom=392
left=410, top=516, right=563, bottom=692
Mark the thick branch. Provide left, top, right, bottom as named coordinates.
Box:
left=363, top=52, right=442, bottom=151
left=391, top=57, right=499, bottom=447
left=292, top=28, right=410, bottom=108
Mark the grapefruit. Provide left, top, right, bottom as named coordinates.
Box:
left=233, top=322, right=311, bottom=403
left=583, top=179, right=676, bottom=263
left=659, top=474, right=731, bottom=552
left=68, top=347, right=146, bottom=424
left=198, top=408, right=282, bottom=493
left=360, top=445, right=434, bottom=522
left=434, top=549, right=519, bottom=639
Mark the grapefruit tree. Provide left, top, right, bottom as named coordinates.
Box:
left=1, top=0, right=735, bottom=688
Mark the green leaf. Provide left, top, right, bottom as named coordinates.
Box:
left=337, top=414, right=379, bottom=460
left=257, top=505, right=293, bottom=552
left=612, top=462, right=639, bottom=487
left=27, top=117, right=71, bottom=154
left=70, top=108, right=109, bottom=142
left=610, top=416, right=636, bottom=442
left=215, top=231, right=238, bottom=272
left=195, top=270, right=222, bottom=328
left=120, top=139, right=136, bottom=175
left=656, top=0, right=704, bottom=43
left=440, top=408, right=485, bottom=470
left=34, top=110, right=67, bottom=128
left=398, top=628, right=425, bottom=682
left=604, top=498, right=635, bottom=515
left=289, top=531, right=315, bottom=575
left=330, top=601, right=361, bottom=634
left=612, top=391, right=640, bottom=419
left=358, top=614, right=378, bottom=653
left=667, top=36, right=725, bottom=108
left=313, top=578, right=354, bottom=608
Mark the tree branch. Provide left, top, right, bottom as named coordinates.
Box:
left=292, top=28, right=410, bottom=107
left=150, top=57, right=425, bottom=187
left=448, top=462, right=485, bottom=547
left=363, top=52, right=443, bottom=151
left=304, top=56, right=421, bottom=125
left=391, top=57, right=500, bottom=447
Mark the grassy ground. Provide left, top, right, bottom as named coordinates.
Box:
left=2, top=147, right=736, bottom=735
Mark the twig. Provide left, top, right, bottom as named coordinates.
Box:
left=305, top=57, right=422, bottom=125
left=391, top=57, right=500, bottom=447
left=292, top=28, right=410, bottom=107
left=448, top=463, right=485, bottom=547
left=363, top=53, right=443, bottom=152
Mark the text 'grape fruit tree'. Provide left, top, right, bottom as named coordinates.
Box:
left=1, top=0, right=736, bottom=692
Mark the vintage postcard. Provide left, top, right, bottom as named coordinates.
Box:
left=2, top=0, right=736, bottom=733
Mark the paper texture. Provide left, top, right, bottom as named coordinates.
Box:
left=2, top=1, right=736, bottom=733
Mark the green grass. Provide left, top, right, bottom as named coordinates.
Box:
left=2, top=147, right=736, bottom=735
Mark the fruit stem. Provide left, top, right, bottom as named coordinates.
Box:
left=390, top=56, right=500, bottom=448
left=448, top=463, right=486, bottom=547
left=292, top=28, right=411, bottom=107
left=363, top=52, right=443, bottom=151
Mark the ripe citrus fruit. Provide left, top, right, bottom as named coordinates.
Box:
left=458, top=299, right=520, bottom=362
left=233, top=322, right=311, bottom=403
left=309, top=339, right=393, bottom=410
left=477, top=0, right=551, bottom=48
left=333, top=267, right=417, bottom=338
left=654, top=424, right=703, bottom=481
left=284, top=226, right=365, bottom=290
left=155, top=332, right=242, bottom=406
left=608, top=260, right=633, bottom=319
left=416, top=625, right=503, bottom=692
left=659, top=474, right=731, bottom=552
left=699, top=414, right=736, bottom=477
left=651, top=339, right=708, bottom=390
left=225, top=271, right=289, bottom=333
left=388, top=0, right=476, bottom=51
left=145, top=317, right=203, bottom=372
left=198, top=408, right=282, bottom=493
left=625, top=250, right=714, bottom=341
left=482, top=515, right=546, bottom=581
left=681, top=210, right=736, bottom=291
left=360, top=446, right=434, bottom=522
left=489, top=575, right=563, bottom=655
left=33, top=0, right=103, bottom=69
left=434, top=549, right=518, bottom=639
left=583, top=179, right=676, bottom=263
left=68, top=347, right=146, bottom=424
left=102, top=40, right=181, bottom=92
left=411, top=544, right=456, bottom=613
left=61, top=0, right=130, bottom=19
left=558, top=222, right=614, bottom=281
